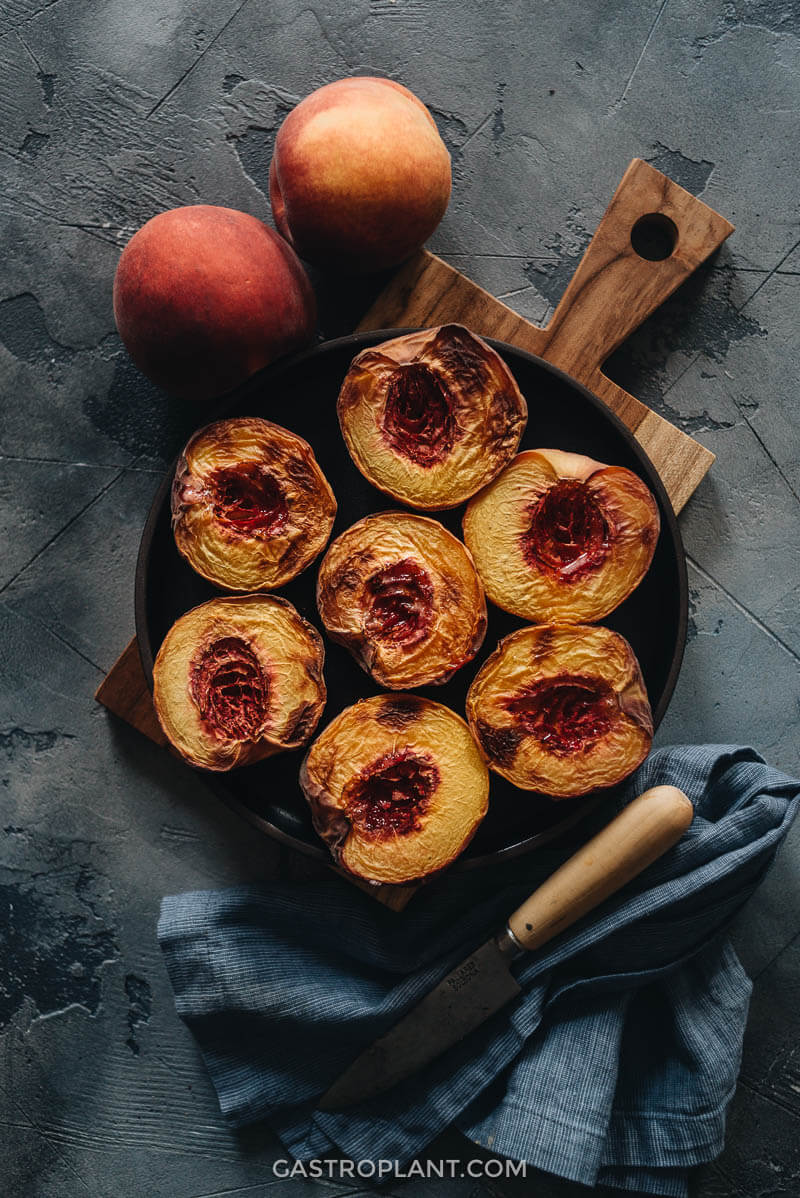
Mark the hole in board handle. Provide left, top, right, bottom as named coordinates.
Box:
left=630, top=213, right=679, bottom=261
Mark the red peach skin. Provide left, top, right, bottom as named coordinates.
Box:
left=270, top=77, right=451, bottom=274
left=113, top=205, right=317, bottom=401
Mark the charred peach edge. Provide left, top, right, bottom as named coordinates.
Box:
left=465, top=624, right=653, bottom=798
left=462, top=449, right=660, bottom=623
left=316, top=510, right=487, bottom=688
left=171, top=416, right=337, bottom=592
left=152, top=594, right=326, bottom=772
left=299, top=693, right=490, bottom=884
left=337, top=325, right=527, bottom=511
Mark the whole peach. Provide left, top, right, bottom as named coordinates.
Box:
left=269, top=77, right=451, bottom=273
left=113, top=205, right=317, bottom=401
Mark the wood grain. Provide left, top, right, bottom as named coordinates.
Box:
left=94, top=646, right=418, bottom=910
left=96, top=159, right=733, bottom=909
left=357, top=158, right=733, bottom=513
left=95, top=639, right=169, bottom=749
left=507, top=785, right=693, bottom=950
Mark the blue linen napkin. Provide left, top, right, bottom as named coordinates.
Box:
left=158, top=746, right=800, bottom=1196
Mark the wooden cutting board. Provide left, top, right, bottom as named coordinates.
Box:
left=96, top=158, right=733, bottom=910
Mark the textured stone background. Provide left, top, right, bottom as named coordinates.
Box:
left=1, top=1, right=799, bottom=1195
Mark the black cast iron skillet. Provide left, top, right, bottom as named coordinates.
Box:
left=135, top=330, right=687, bottom=869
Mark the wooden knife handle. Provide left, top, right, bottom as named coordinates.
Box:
left=506, top=785, right=693, bottom=952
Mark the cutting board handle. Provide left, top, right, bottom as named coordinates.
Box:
left=539, top=159, right=734, bottom=386
left=506, top=785, right=693, bottom=952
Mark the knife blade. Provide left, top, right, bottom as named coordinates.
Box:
left=318, top=931, right=522, bottom=1112
left=318, top=784, right=693, bottom=1111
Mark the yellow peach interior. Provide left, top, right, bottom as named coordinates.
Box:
left=463, top=449, right=660, bottom=623
left=338, top=325, right=527, bottom=510
left=466, top=624, right=653, bottom=797
left=173, top=416, right=336, bottom=592
left=317, top=511, right=486, bottom=689
left=301, top=694, right=489, bottom=883
left=153, top=595, right=325, bottom=772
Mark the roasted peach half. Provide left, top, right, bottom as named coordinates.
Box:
left=172, top=417, right=337, bottom=591
left=300, top=694, right=490, bottom=884
left=466, top=624, right=653, bottom=798
left=153, top=595, right=326, bottom=771
left=463, top=449, right=660, bottom=622
left=337, top=324, right=527, bottom=509
left=317, top=512, right=487, bottom=689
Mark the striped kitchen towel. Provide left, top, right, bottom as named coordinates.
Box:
left=158, top=745, right=799, bottom=1196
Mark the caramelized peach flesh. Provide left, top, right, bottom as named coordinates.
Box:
left=317, top=511, right=487, bottom=689
left=466, top=624, right=653, bottom=797
left=345, top=749, right=438, bottom=839
left=383, top=363, right=456, bottom=466
left=463, top=449, right=660, bottom=622
left=211, top=464, right=289, bottom=536
left=190, top=635, right=270, bottom=741
left=172, top=416, right=337, bottom=592
left=338, top=324, right=527, bottom=509
left=363, top=558, right=434, bottom=647
left=505, top=674, right=617, bottom=755
left=523, top=479, right=609, bottom=578
left=300, top=694, right=489, bottom=884
left=153, top=595, right=326, bottom=771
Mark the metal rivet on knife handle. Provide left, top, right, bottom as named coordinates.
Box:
left=506, top=786, right=693, bottom=954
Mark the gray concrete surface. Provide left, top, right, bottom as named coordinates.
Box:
left=1, top=2, right=799, bottom=1195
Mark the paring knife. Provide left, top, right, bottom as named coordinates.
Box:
left=318, top=784, right=693, bottom=1112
